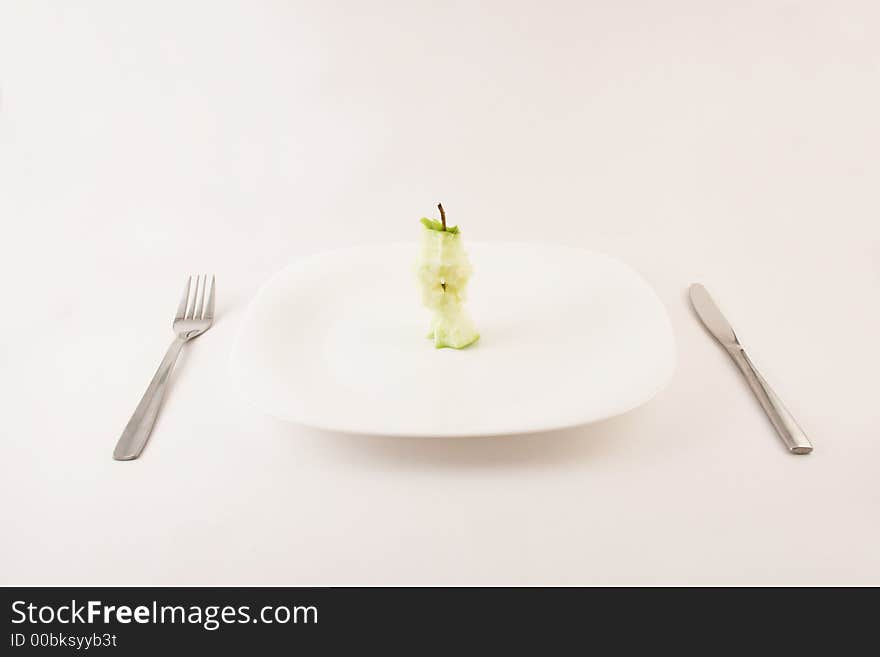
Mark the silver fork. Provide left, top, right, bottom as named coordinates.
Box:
left=113, top=275, right=216, bottom=461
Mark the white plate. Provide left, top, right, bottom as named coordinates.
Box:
left=229, top=243, right=675, bottom=436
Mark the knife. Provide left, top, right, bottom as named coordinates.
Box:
left=689, top=283, right=813, bottom=455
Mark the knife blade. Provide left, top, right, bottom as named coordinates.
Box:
left=688, top=283, right=738, bottom=347
left=688, top=283, right=813, bottom=455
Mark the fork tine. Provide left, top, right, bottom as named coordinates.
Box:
left=193, top=274, right=206, bottom=319
left=176, top=276, right=192, bottom=320
left=186, top=274, right=205, bottom=319
left=185, top=275, right=200, bottom=320
left=204, top=275, right=216, bottom=320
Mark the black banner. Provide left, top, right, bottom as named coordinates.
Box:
left=1, top=586, right=867, bottom=652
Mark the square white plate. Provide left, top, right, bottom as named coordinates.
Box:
left=229, top=243, right=675, bottom=436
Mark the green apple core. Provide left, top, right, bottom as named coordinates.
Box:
left=416, top=204, right=480, bottom=349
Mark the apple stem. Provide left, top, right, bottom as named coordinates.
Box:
left=438, top=203, right=446, bottom=231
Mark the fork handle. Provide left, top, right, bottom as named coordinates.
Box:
left=113, top=337, right=185, bottom=460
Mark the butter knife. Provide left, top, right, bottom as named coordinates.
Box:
left=689, top=283, right=813, bottom=455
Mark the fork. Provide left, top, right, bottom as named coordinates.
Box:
left=113, top=275, right=216, bottom=461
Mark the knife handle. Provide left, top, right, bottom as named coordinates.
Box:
left=726, top=346, right=813, bottom=454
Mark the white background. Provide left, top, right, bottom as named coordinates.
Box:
left=1, top=1, right=878, bottom=585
